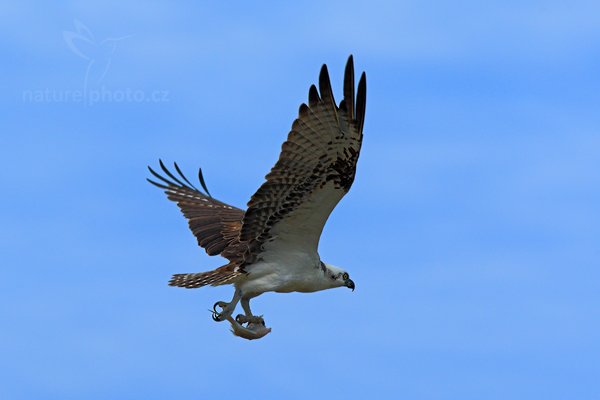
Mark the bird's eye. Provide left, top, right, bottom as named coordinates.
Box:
left=342, top=272, right=349, bottom=280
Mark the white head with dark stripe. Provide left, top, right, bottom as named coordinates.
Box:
left=320, top=262, right=355, bottom=291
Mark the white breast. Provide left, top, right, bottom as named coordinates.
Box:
left=239, top=248, right=331, bottom=297
left=239, top=180, right=344, bottom=297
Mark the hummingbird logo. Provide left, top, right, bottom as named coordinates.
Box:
left=63, top=20, right=131, bottom=92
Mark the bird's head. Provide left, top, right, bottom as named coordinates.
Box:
left=321, top=262, right=355, bottom=291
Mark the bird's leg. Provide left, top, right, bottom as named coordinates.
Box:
left=211, top=288, right=242, bottom=322
left=225, top=297, right=271, bottom=340
left=241, top=297, right=252, bottom=315
left=235, top=297, right=265, bottom=325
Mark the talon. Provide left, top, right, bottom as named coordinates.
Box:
left=242, top=315, right=264, bottom=325
left=212, top=301, right=230, bottom=322
left=213, top=313, right=226, bottom=322
left=213, top=301, right=227, bottom=312
left=232, top=314, right=265, bottom=326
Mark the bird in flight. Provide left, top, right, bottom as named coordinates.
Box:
left=148, top=56, right=366, bottom=339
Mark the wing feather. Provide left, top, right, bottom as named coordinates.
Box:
left=356, top=72, right=367, bottom=134
left=240, top=56, right=366, bottom=261
left=342, top=55, right=355, bottom=118
left=147, top=162, right=245, bottom=260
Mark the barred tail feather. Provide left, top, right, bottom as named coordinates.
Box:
left=168, top=265, right=241, bottom=288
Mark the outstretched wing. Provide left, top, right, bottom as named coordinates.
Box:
left=147, top=160, right=245, bottom=260
left=240, top=56, right=366, bottom=261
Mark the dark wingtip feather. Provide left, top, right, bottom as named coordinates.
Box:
left=356, top=71, right=367, bottom=133
left=343, top=55, right=355, bottom=119
left=148, top=165, right=176, bottom=187
left=146, top=177, right=170, bottom=190
left=173, top=162, right=199, bottom=191
left=198, top=168, right=212, bottom=198
left=318, top=63, right=335, bottom=107
left=149, top=160, right=214, bottom=198
left=308, top=84, right=320, bottom=106
left=299, top=103, right=309, bottom=116
left=159, top=159, right=190, bottom=189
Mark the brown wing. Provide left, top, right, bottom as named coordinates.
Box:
left=147, top=160, right=245, bottom=260
left=239, top=55, right=366, bottom=261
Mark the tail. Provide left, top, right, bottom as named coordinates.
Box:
left=168, top=264, right=242, bottom=289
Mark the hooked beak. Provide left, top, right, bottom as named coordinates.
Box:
left=345, top=279, right=355, bottom=291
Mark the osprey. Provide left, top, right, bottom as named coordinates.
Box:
left=148, top=56, right=366, bottom=339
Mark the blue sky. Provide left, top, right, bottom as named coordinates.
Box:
left=2, top=1, right=600, bottom=399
